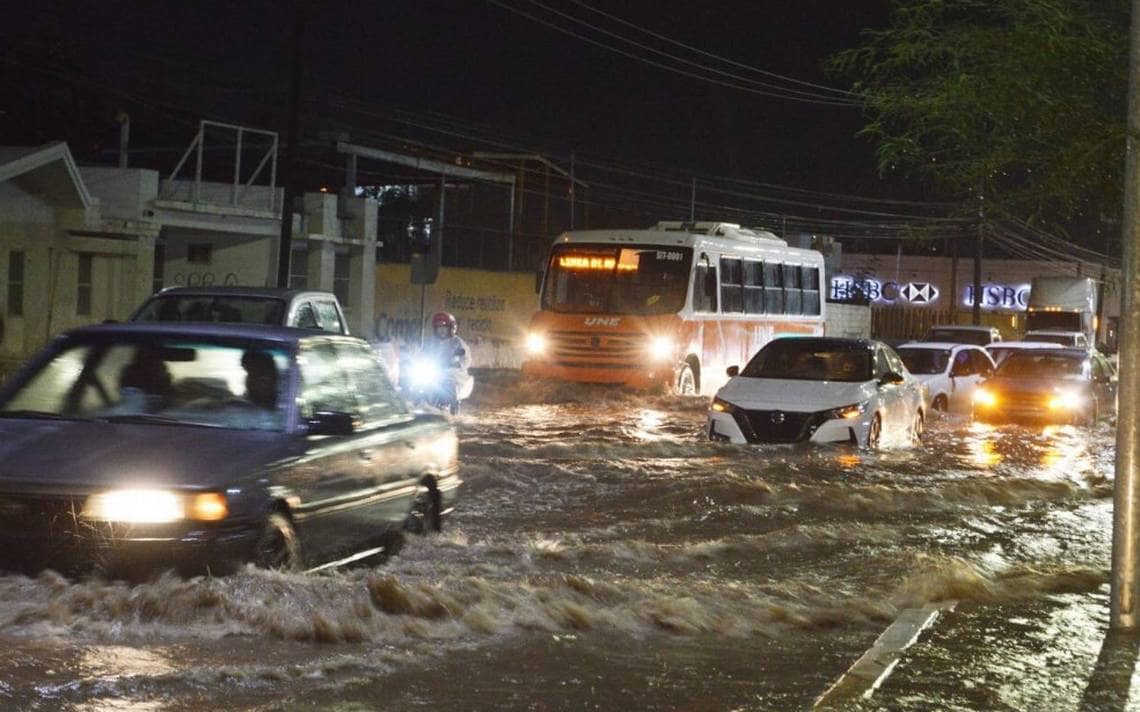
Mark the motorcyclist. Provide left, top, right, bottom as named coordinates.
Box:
left=418, top=312, right=473, bottom=414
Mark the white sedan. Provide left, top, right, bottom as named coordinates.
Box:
left=707, top=337, right=927, bottom=449
left=896, top=342, right=995, bottom=413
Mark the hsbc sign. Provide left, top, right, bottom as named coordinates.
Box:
left=830, top=276, right=941, bottom=306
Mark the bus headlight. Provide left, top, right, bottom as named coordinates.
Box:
left=1048, top=390, right=1083, bottom=411
left=648, top=336, right=674, bottom=361
left=525, top=332, right=546, bottom=355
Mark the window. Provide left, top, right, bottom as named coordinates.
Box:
left=298, top=341, right=357, bottom=417
left=692, top=256, right=717, bottom=313
left=783, top=264, right=802, bottom=315
left=743, top=261, right=765, bottom=314
left=950, top=350, right=974, bottom=376
left=969, top=350, right=994, bottom=376
left=334, top=251, right=351, bottom=307
left=293, top=303, right=320, bottom=329
left=719, top=257, right=743, bottom=313
left=187, top=244, right=212, bottom=265
left=289, top=246, right=307, bottom=289
left=152, top=243, right=165, bottom=294
left=314, top=301, right=344, bottom=334
left=336, top=341, right=405, bottom=424
left=77, top=253, right=93, bottom=316
left=763, top=262, right=783, bottom=314
left=7, top=250, right=24, bottom=317
left=802, top=266, right=821, bottom=316
left=874, top=348, right=892, bottom=378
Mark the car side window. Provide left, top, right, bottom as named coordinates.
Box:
left=951, top=350, right=973, bottom=376
left=334, top=341, right=406, bottom=424
left=314, top=301, right=344, bottom=334
left=970, top=350, right=994, bottom=376
left=1092, top=355, right=1111, bottom=382
left=298, top=341, right=356, bottom=418
left=293, top=302, right=320, bottom=330
left=885, top=348, right=906, bottom=375
left=874, top=349, right=892, bottom=378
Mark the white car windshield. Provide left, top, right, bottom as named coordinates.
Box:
left=897, top=348, right=951, bottom=375
left=741, top=340, right=872, bottom=382
left=0, top=335, right=290, bottom=431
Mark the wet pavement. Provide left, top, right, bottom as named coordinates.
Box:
left=0, top=372, right=1124, bottom=710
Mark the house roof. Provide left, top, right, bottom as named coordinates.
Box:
left=0, top=142, right=92, bottom=210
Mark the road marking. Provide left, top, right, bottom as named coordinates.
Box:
left=813, top=600, right=957, bottom=709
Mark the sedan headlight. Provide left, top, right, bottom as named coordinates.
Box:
left=974, top=388, right=998, bottom=408
left=825, top=402, right=867, bottom=420
left=710, top=397, right=736, bottom=413
left=525, top=332, right=546, bottom=355
left=647, top=335, right=674, bottom=361
left=83, top=489, right=228, bottom=523
left=1048, top=390, right=1084, bottom=411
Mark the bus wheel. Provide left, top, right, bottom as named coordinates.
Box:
left=676, top=364, right=697, bottom=395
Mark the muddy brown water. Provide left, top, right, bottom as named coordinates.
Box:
left=0, top=374, right=1118, bottom=710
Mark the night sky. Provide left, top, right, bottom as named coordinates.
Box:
left=2, top=1, right=904, bottom=198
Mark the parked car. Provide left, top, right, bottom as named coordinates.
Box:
left=985, top=340, right=1061, bottom=366
left=972, top=347, right=1117, bottom=426
left=707, top=337, right=926, bottom=449
left=924, top=325, right=1003, bottom=346
left=0, top=323, right=459, bottom=577
left=1022, top=329, right=1090, bottom=349
left=896, top=342, right=995, bottom=413
left=132, top=287, right=349, bottom=335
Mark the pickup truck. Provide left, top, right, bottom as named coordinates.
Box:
left=130, top=287, right=350, bottom=334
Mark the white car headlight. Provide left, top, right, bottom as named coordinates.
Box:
left=525, top=332, right=546, bottom=355
left=825, top=402, right=867, bottom=420
left=83, top=489, right=228, bottom=523
left=647, top=335, right=674, bottom=361
left=1048, top=390, right=1083, bottom=411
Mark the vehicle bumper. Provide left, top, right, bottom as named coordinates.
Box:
left=707, top=410, right=869, bottom=446
left=521, top=359, right=674, bottom=390
left=973, top=405, right=1090, bottom=425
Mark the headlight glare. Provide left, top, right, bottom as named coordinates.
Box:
left=710, top=397, right=734, bottom=413
left=974, top=388, right=998, bottom=408
left=525, top=332, right=546, bottom=355
left=83, top=489, right=228, bottom=523
left=1048, top=390, right=1083, bottom=411
left=647, top=335, right=674, bottom=361
left=408, top=359, right=441, bottom=387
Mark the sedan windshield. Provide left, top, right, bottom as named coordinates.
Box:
left=542, top=245, right=692, bottom=315
left=0, top=336, right=290, bottom=431
left=741, top=340, right=872, bottom=382
left=995, top=352, right=1085, bottom=379
left=927, top=329, right=991, bottom=346
left=897, top=348, right=950, bottom=375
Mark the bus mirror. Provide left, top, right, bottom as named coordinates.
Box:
left=726, top=365, right=740, bottom=378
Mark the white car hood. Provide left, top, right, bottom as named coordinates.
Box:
left=715, top=377, right=876, bottom=412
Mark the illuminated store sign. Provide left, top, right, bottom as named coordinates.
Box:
left=830, top=276, right=941, bottom=305
left=963, top=284, right=1031, bottom=311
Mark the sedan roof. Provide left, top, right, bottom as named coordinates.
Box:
left=64, top=321, right=347, bottom=344
left=152, top=286, right=335, bottom=299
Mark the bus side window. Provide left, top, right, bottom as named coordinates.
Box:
left=783, top=264, right=802, bottom=315
left=720, top=258, right=743, bottom=313
left=743, top=261, right=765, bottom=314
left=763, top=262, right=783, bottom=314
left=693, top=260, right=718, bottom=313
left=802, top=266, right=821, bottom=316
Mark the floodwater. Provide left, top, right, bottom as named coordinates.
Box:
left=0, top=372, right=1120, bottom=711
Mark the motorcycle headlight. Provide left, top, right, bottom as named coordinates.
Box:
left=408, top=359, right=441, bottom=387
left=83, top=489, right=228, bottom=523
left=825, top=402, right=866, bottom=420
left=1048, top=390, right=1083, bottom=411
left=525, top=332, right=546, bottom=355
left=647, top=335, right=674, bottom=361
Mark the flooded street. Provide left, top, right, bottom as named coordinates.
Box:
left=0, top=374, right=1119, bottom=710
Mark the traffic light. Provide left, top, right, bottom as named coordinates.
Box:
left=409, top=218, right=440, bottom=285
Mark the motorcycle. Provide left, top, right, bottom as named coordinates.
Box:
left=400, top=351, right=473, bottom=416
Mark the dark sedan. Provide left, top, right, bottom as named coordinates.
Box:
left=972, top=348, right=1117, bottom=426
left=0, top=323, right=459, bottom=577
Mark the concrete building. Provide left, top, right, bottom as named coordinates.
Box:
left=0, top=140, right=379, bottom=378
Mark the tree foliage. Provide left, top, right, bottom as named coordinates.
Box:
left=829, top=0, right=1130, bottom=230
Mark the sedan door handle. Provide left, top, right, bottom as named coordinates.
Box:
left=404, top=441, right=417, bottom=449
left=359, top=449, right=373, bottom=461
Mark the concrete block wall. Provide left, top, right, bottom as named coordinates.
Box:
left=825, top=303, right=871, bottom=339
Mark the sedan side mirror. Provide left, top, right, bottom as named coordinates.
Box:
left=726, top=365, right=740, bottom=378
left=878, top=372, right=905, bottom=387
left=307, top=411, right=355, bottom=436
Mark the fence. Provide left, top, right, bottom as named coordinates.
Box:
left=871, top=307, right=1023, bottom=342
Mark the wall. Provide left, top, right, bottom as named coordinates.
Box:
left=824, top=303, right=871, bottom=339
left=375, top=265, right=537, bottom=367
left=159, top=227, right=275, bottom=289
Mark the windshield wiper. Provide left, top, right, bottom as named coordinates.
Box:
left=97, top=414, right=222, bottom=428
left=0, top=409, right=76, bottom=420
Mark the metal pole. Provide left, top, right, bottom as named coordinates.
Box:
left=690, top=177, right=696, bottom=223
left=233, top=128, right=243, bottom=206
left=950, top=236, right=960, bottom=323
left=972, top=187, right=984, bottom=325
left=1111, top=0, right=1140, bottom=630
left=275, top=5, right=304, bottom=288
left=569, top=152, right=576, bottom=230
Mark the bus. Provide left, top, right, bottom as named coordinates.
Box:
left=521, top=221, right=826, bottom=395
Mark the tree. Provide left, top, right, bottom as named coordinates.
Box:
left=829, top=0, right=1130, bottom=240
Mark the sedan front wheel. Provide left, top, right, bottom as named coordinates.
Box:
left=254, top=512, right=302, bottom=571
left=865, top=414, right=882, bottom=450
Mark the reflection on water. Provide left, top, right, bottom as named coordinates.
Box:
left=0, top=372, right=1119, bottom=710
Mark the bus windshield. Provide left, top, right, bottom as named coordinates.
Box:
left=542, top=245, right=693, bottom=315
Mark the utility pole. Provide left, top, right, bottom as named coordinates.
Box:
left=949, top=237, right=959, bottom=324
left=569, top=152, right=576, bottom=230
left=1111, top=0, right=1140, bottom=630
left=275, top=5, right=304, bottom=288
left=972, top=186, right=984, bottom=325
left=690, top=178, right=697, bottom=223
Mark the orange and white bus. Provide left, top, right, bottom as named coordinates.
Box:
left=521, top=221, right=826, bottom=395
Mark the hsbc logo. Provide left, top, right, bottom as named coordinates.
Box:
left=900, top=282, right=939, bottom=304
left=584, top=317, right=621, bottom=327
